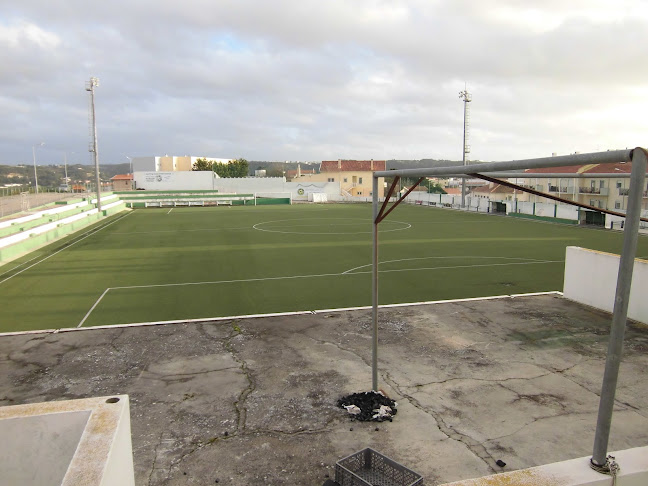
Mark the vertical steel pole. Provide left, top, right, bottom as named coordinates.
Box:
left=591, top=148, right=647, bottom=467
left=32, top=145, right=40, bottom=194
left=88, top=78, right=101, bottom=211
left=372, top=176, right=379, bottom=391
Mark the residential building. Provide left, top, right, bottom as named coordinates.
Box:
left=297, top=160, right=386, bottom=197
left=521, top=162, right=648, bottom=211
left=285, top=163, right=316, bottom=182
left=131, top=156, right=233, bottom=172
left=110, top=174, right=133, bottom=191
left=471, top=182, right=516, bottom=202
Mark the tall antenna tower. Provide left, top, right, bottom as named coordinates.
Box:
left=459, top=86, right=472, bottom=207
left=86, top=77, right=101, bottom=210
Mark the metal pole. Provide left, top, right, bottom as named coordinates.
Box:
left=461, top=100, right=467, bottom=208
left=372, top=176, right=379, bottom=391
left=64, top=152, right=68, bottom=190
left=32, top=144, right=41, bottom=194
left=87, top=77, right=101, bottom=211
left=591, top=147, right=647, bottom=467
left=374, top=149, right=632, bottom=179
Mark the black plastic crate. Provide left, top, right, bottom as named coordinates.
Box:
left=335, top=448, right=423, bottom=486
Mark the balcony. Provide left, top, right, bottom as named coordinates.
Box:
left=619, top=188, right=648, bottom=197
left=579, top=187, right=609, bottom=196
left=548, top=185, right=572, bottom=193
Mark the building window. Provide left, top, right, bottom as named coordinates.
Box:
left=343, top=178, right=347, bottom=183
left=600, top=180, right=605, bottom=188
left=359, top=177, right=363, bottom=184
left=328, top=178, right=335, bottom=182
left=616, top=181, right=622, bottom=188
left=615, top=201, right=621, bottom=209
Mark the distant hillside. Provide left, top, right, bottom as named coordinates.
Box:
left=0, top=163, right=130, bottom=188
left=0, top=159, right=479, bottom=189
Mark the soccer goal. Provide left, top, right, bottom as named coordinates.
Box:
left=308, top=192, right=328, bottom=203
left=254, top=192, right=292, bottom=205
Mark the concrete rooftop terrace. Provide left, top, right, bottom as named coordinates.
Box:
left=1, top=293, right=647, bottom=485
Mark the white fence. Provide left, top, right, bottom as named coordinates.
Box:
left=563, top=246, right=648, bottom=324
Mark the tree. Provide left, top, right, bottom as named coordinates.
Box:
left=421, top=179, right=447, bottom=194
left=192, top=158, right=213, bottom=171
left=212, top=158, right=249, bottom=178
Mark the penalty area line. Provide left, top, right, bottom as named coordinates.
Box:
left=78, top=288, right=111, bottom=328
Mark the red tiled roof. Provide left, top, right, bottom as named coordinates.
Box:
left=320, top=160, right=386, bottom=172
left=525, top=162, right=640, bottom=174
left=444, top=187, right=461, bottom=195
left=285, top=169, right=316, bottom=177
left=473, top=184, right=514, bottom=194
left=582, top=162, right=633, bottom=174
left=111, top=174, right=133, bottom=180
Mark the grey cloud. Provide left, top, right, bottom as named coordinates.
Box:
left=1, top=1, right=647, bottom=164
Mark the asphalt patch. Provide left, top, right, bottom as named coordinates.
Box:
left=337, top=391, right=398, bottom=422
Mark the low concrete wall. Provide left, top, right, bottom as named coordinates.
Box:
left=0, top=395, right=135, bottom=486
left=440, top=445, right=648, bottom=486
left=0, top=203, right=128, bottom=264
left=563, top=246, right=648, bottom=324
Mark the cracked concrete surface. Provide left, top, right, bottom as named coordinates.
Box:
left=1, top=294, right=647, bottom=485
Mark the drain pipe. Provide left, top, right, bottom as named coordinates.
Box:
left=591, top=147, right=647, bottom=468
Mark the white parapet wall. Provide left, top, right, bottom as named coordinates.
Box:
left=440, top=446, right=648, bottom=486
left=0, top=395, right=135, bottom=486
left=563, top=246, right=648, bottom=324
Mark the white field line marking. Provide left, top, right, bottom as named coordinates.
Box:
left=342, top=255, right=551, bottom=274
left=350, top=260, right=562, bottom=275
left=167, top=208, right=173, bottom=214
left=0, top=252, right=45, bottom=279
left=111, top=226, right=253, bottom=235
left=253, top=217, right=410, bottom=235
left=0, top=212, right=132, bottom=286
left=79, top=260, right=562, bottom=325
left=78, top=288, right=112, bottom=327
left=4, top=291, right=563, bottom=336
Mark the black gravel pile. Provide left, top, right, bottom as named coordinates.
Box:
left=337, top=391, right=398, bottom=422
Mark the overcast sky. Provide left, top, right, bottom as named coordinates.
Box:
left=2, top=1, right=647, bottom=166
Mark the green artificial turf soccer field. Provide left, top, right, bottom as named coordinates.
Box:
left=1, top=203, right=646, bottom=332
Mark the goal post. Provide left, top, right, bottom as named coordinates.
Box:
left=253, top=192, right=292, bottom=205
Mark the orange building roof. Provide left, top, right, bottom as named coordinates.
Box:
left=524, top=162, right=641, bottom=175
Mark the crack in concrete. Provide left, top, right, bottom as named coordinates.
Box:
left=147, top=430, right=165, bottom=486
left=382, top=372, right=499, bottom=473
left=221, top=321, right=255, bottom=432
left=403, top=372, right=553, bottom=389
left=140, top=366, right=241, bottom=381
left=484, top=410, right=596, bottom=443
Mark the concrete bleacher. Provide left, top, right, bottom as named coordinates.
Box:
left=0, top=193, right=126, bottom=264
left=114, top=190, right=256, bottom=207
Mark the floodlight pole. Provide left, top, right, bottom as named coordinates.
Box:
left=459, top=88, right=472, bottom=208
left=591, top=147, right=647, bottom=468
left=86, top=77, right=101, bottom=211
left=32, top=142, right=44, bottom=194
left=371, top=176, right=380, bottom=391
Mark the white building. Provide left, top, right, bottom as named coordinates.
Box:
left=131, top=156, right=234, bottom=172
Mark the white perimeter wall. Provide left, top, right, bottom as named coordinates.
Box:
left=211, top=178, right=339, bottom=200
left=133, top=171, right=216, bottom=190
left=563, top=246, right=648, bottom=324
